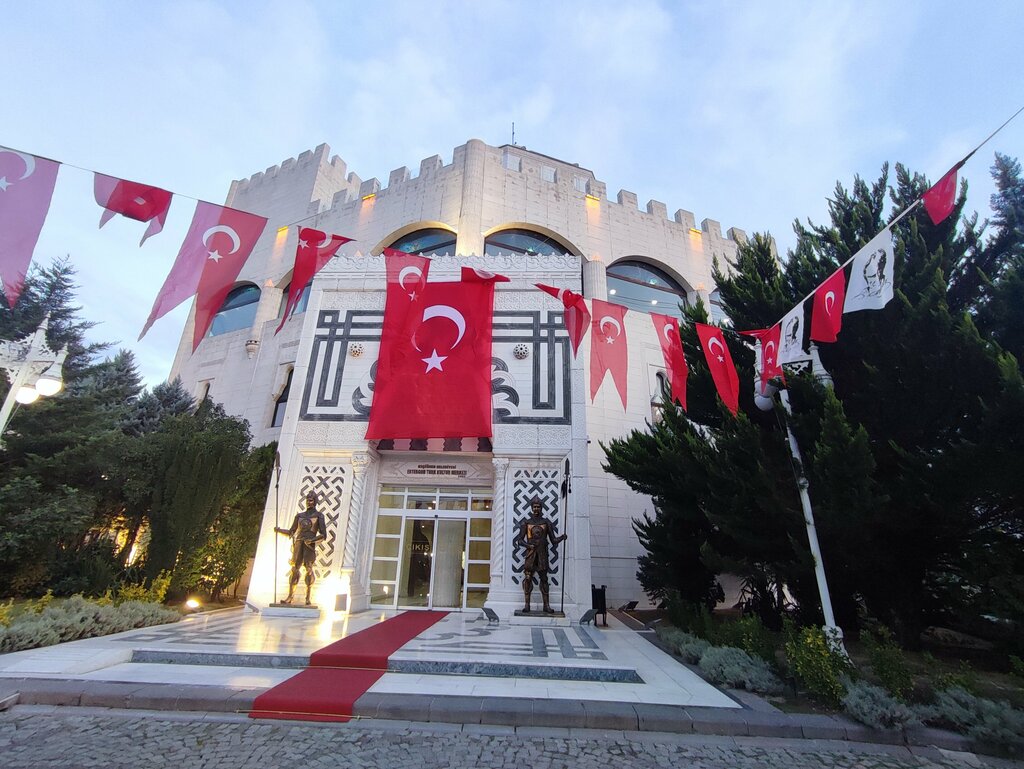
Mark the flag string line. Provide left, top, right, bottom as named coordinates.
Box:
left=751, top=103, right=1024, bottom=336
left=0, top=142, right=263, bottom=219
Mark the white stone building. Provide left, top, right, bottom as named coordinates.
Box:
left=168, top=139, right=745, bottom=620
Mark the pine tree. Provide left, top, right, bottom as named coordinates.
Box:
left=604, top=157, right=1024, bottom=644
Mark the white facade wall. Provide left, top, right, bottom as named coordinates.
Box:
left=169, top=139, right=745, bottom=613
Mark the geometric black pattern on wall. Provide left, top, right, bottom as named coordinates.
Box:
left=298, top=464, right=347, bottom=580
left=510, top=468, right=562, bottom=586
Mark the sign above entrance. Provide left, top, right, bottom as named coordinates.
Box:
left=380, top=459, right=493, bottom=484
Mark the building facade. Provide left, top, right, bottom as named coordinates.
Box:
left=169, top=139, right=745, bottom=620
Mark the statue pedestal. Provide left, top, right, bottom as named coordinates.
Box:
left=263, top=603, right=321, bottom=619
left=510, top=610, right=569, bottom=626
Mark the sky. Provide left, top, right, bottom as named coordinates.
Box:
left=2, top=0, right=1022, bottom=386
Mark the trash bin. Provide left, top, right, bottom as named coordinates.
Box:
left=591, top=584, right=608, bottom=627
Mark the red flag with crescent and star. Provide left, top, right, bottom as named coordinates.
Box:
left=0, top=149, right=60, bottom=306
left=740, top=325, right=783, bottom=394
left=93, top=172, right=173, bottom=245
left=275, top=227, right=352, bottom=333
left=536, top=283, right=591, bottom=357
left=366, top=276, right=495, bottom=439
left=651, top=313, right=688, bottom=409
left=696, top=323, right=739, bottom=415
left=461, top=266, right=510, bottom=283
left=810, top=268, right=846, bottom=343
left=139, top=202, right=267, bottom=347
left=922, top=162, right=963, bottom=225
left=377, top=248, right=432, bottom=375
left=589, top=299, right=628, bottom=409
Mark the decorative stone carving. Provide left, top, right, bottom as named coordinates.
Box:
left=342, top=452, right=372, bottom=571
left=491, top=457, right=510, bottom=580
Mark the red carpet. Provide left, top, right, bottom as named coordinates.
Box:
left=249, top=610, right=447, bottom=722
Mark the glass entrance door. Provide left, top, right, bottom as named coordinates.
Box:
left=371, top=485, right=493, bottom=611
left=398, top=518, right=434, bottom=607
left=431, top=519, right=466, bottom=609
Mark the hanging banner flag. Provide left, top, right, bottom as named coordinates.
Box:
left=589, top=299, right=628, bottom=409
left=383, top=248, right=430, bottom=301
left=93, top=172, right=172, bottom=245
left=461, top=267, right=510, bottom=283
left=740, top=325, right=783, bottom=394
left=275, top=228, right=352, bottom=333
left=696, top=323, right=739, bottom=415
left=922, top=162, right=963, bottom=225
left=366, top=278, right=495, bottom=439
left=810, top=268, right=847, bottom=343
left=778, top=301, right=808, bottom=364
left=536, top=283, right=591, bottom=357
left=140, top=202, right=267, bottom=345
left=651, top=313, right=688, bottom=409
left=0, top=149, right=60, bottom=306
left=379, top=248, right=432, bottom=366
left=844, top=228, right=894, bottom=313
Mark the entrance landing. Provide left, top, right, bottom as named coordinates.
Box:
left=0, top=608, right=737, bottom=710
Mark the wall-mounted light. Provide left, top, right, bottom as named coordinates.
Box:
left=361, top=192, right=376, bottom=201
left=689, top=227, right=703, bottom=236
left=585, top=194, right=600, bottom=202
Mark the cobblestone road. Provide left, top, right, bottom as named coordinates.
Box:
left=0, top=707, right=1008, bottom=769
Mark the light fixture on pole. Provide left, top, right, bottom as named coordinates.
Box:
left=0, top=316, right=69, bottom=445
left=754, top=341, right=846, bottom=655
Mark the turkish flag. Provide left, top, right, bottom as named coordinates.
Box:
left=696, top=323, right=739, bottom=415
left=461, top=267, right=510, bottom=283
left=0, top=149, right=60, bottom=306
left=740, top=325, right=783, bottom=394
left=275, top=228, right=351, bottom=333
left=589, top=299, right=628, bottom=409
left=536, top=283, right=591, bottom=357
left=139, top=202, right=267, bottom=346
left=651, top=313, right=688, bottom=409
left=810, top=268, right=846, bottom=343
left=366, top=278, right=495, bottom=439
left=93, top=172, right=172, bottom=245
left=922, top=162, right=963, bottom=225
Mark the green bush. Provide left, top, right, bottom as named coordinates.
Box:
left=923, top=687, right=1024, bottom=754
left=715, top=615, right=777, bottom=663
left=931, top=659, right=980, bottom=695
left=0, top=594, right=180, bottom=653
left=655, top=624, right=711, bottom=663
left=862, top=626, right=913, bottom=700
left=785, top=622, right=853, bottom=706
left=698, top=646, right=783, bottom=694
left=842, top=679, right=920, bottom=731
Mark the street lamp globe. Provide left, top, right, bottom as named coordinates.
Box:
left=15, top=386, right=40, bottom=404
left=35, top=369, right=63, bottom=397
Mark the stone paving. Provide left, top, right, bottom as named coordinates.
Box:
left=0, top=707, right=1015, bottom=769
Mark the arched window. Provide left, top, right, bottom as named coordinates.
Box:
left=388, top=228, right=456, bottom=256
left=484, top=228, right=566, bottom=257
left=208, top=284, right=260, bottom=336
left=271, top=368, right=293, bottom=428
left=278, top=282, right=311, bottom=318
left=709, top=289, right=726, bottom=325
left=651, top=371, right=669, bottom=424
left=606, top=260, right=688, bottom=316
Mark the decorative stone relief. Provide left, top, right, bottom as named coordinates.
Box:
left=510, top=467, right=564, bottom=586
left=296, top=464, right=348, bottom=580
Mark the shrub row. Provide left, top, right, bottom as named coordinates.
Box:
left=656, top=623, right=782, bottom=694
left=0, top=595, right=180, bottom=653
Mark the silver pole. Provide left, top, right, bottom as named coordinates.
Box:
left=777, top=388, right=844, bottom=651
left=273, top=452, right=281, bottom=605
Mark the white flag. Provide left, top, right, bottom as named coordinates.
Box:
left=844, top=228, right=894, bottom=313
left=778, top=301, right=807, bottom=364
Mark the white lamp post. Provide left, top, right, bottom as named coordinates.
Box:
left=0, top=316, right=68, bottom=445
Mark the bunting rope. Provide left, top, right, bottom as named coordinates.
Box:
left=751, top=104, right=1024, bottom=337
left=0, top=142, right=258, bottom=217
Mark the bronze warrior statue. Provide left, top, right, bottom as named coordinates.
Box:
left=275, top=490, right=327, bottom=605
left=516, top=496, right=567, bottom=613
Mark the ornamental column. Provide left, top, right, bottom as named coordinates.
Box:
left=484, top=455, right=521, bottom=616
left=341, top=451, right=373, bottom=611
